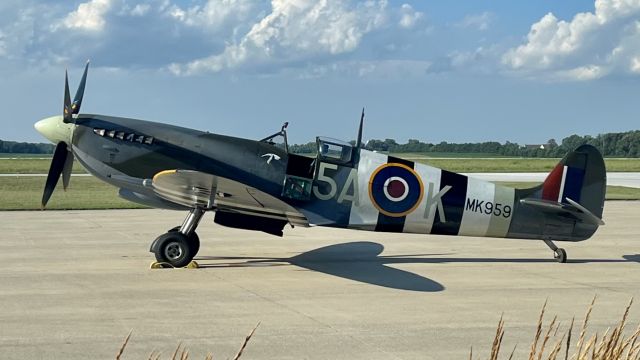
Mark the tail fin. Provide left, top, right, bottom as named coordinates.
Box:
left=540, top=144, right=606, bottom=218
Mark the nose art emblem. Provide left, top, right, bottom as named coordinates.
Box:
left=261, top=153, right=281, bottom=164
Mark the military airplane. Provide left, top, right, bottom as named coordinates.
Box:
left=35, top=63, right=606, bottom=267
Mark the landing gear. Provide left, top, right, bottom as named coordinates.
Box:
left=151, top=208, right=205, bottom=268
left=543, top=239, right=567, bottom=263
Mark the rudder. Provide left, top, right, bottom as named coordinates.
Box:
left=540, top=144, right=606, bottom=218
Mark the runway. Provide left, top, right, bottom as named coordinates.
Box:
left=1, top=202, right=639, bottom=359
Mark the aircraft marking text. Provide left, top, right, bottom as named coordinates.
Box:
left=465, top=198, right=512, bottom=218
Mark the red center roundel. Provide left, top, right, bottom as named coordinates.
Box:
left=387, top=180, right=405, bottom=198
left=369, top=164, right=425, bottom=217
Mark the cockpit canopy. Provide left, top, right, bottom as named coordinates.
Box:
left=316, top=137, right=353, bottom=164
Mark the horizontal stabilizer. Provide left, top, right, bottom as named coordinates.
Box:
left=520, top=197, right=605, bottom=226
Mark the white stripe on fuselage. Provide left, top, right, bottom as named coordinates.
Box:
left=402, top=163, right=443, bottom=234
left=348, top=150, right=388, bottom=230
left=558, top=165, right=568, bottom=202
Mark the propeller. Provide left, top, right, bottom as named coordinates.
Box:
left=42, top=62, right=89, bottom=208
left=63, top=61, right=89, bottom=123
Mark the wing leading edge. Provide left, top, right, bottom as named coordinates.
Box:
left=151, top=169, right=308, bottom=227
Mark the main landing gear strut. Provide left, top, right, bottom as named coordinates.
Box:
left=150, top=207, right=205, bottom=268
left=543, top=239, right=567, bottom=263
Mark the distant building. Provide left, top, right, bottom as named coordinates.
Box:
left=523, top=144, right=548, bottom=150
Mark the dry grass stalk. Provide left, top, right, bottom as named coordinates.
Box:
left=232, top=322, right=261, bottom=360
left=538, top=316, right=558, bottom=359
left=566, top=317, right=575, bottom=360
left=530, top=300, right=549, bottom=359
left=115, top=322, right=260, bottom=359
left=492, top=316, right=505, bottom=360
left=481, top=297, right=640, bottom=360
left=171, top=342, right=183, bottom=360
left=116, top=330, right=133, bottom=360
left=576, top=296, right=598, bottom=358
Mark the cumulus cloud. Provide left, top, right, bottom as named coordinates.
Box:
left=455, top=11, right=494, bottom=31
left=171, top=0, right=390, bottom=75
left=398, top=3, right=423, bottom=29
left=297, top=59, right=431, bottom=79
left=0, top=0, right=428, bottom=76
left=59, top=0, right=113, bottom=32
left=167, top=0, right=257, bottom=30
left=502, top=0, right=640, bottom=80
left=427, top=46, right=499, bottom=74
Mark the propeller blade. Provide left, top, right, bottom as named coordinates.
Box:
left=63, top=70, right=72, bottom=123
left=62, top=150, right=74, bottom=191
left=71, top=61, right=89, bottom=115
left=42, top=142, right=68, bottom=208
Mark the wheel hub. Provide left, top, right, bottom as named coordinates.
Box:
left=164, top=241, right=183, bottom=260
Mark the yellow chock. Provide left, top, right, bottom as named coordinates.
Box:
left=149, top=261, right=199, bottom=269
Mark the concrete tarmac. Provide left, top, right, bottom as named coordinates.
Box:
left=1, top=202, right=639, bottom=359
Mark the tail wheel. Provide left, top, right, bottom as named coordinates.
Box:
left=554, top=248, right=567, bottom=263
left=168, top=226, right=200, bottom=256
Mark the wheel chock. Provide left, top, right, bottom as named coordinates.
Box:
left=149, top=260, right=199, bottom=269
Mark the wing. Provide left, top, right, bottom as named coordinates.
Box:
left=151, top=169, right=308, bottom=226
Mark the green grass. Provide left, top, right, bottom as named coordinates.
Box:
left=413, top=158, right=640, bottom=172
left=2, top=157, right=640, bottom=174
left=0, top=176, right=637, bottom=211
left=0, top=176, right=145, bottom=210
left=495, top=182, right=640, bottom=200
left=392, top=152, right=512, bottom=158
left=0, top=153, right=52, bottom=158
left=0, top=159, right=86, bottom=173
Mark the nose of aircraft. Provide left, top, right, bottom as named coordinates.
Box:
left=34, top=115, right=74, bottom=144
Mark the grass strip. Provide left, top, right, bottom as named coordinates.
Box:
left=495, top=182, right=640, bottom=200
left=0, top=177, right=637, bottom=210
left=0, top=176, right=146, bottom=210
left=4, top=157, right=640, bottom=174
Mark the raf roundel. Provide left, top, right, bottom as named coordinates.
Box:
left=369, top=163, right=424, bottom=217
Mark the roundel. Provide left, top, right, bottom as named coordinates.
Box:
left=369, top=163, right=424, bottom=217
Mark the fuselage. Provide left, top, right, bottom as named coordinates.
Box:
left=35, top=114, right=602, bottom=242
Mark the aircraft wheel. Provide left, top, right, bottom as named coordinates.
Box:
left=168, top=226, right=200, bottom=256
left=554, top=248, right=567, bottom=263
left=153, top=232, right=195, bottom=268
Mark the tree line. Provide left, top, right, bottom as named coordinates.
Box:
left=0, top=140, right=54, bottom=154
left=3, top=129, right=639, bottom=157
left=289, top=130, right=640, bottom=157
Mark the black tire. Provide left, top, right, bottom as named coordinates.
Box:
left=555, top=248, right=567, bottom=263
left=153, top=232, right=195, bottom=268
left=168, top=226, right=200, bottom=257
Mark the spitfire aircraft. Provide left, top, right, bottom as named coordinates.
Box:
left=35, top=63, right=606, bottom=267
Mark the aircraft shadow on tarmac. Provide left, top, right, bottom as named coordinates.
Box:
left=195, top=242, right=640, bottom=293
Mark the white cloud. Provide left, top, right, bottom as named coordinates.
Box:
left=59, top=0, right=113, bottom=32
left=398, top=3, right=423, bottom=29
left=298, top=59, right=431, bottom=79
left=502, top=0, right=640, bottom=80
left=0, top=30, right=5, bottom=57
left=168, top=0, right=255, bottom=30
left=456, top=11, right=494, bottom=31
left=171, top=0, right=390, bottom=75
left=130, top=4, right=151, bottom=17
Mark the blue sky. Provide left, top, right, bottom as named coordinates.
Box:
left=1, top=0, right=639, bottom=144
